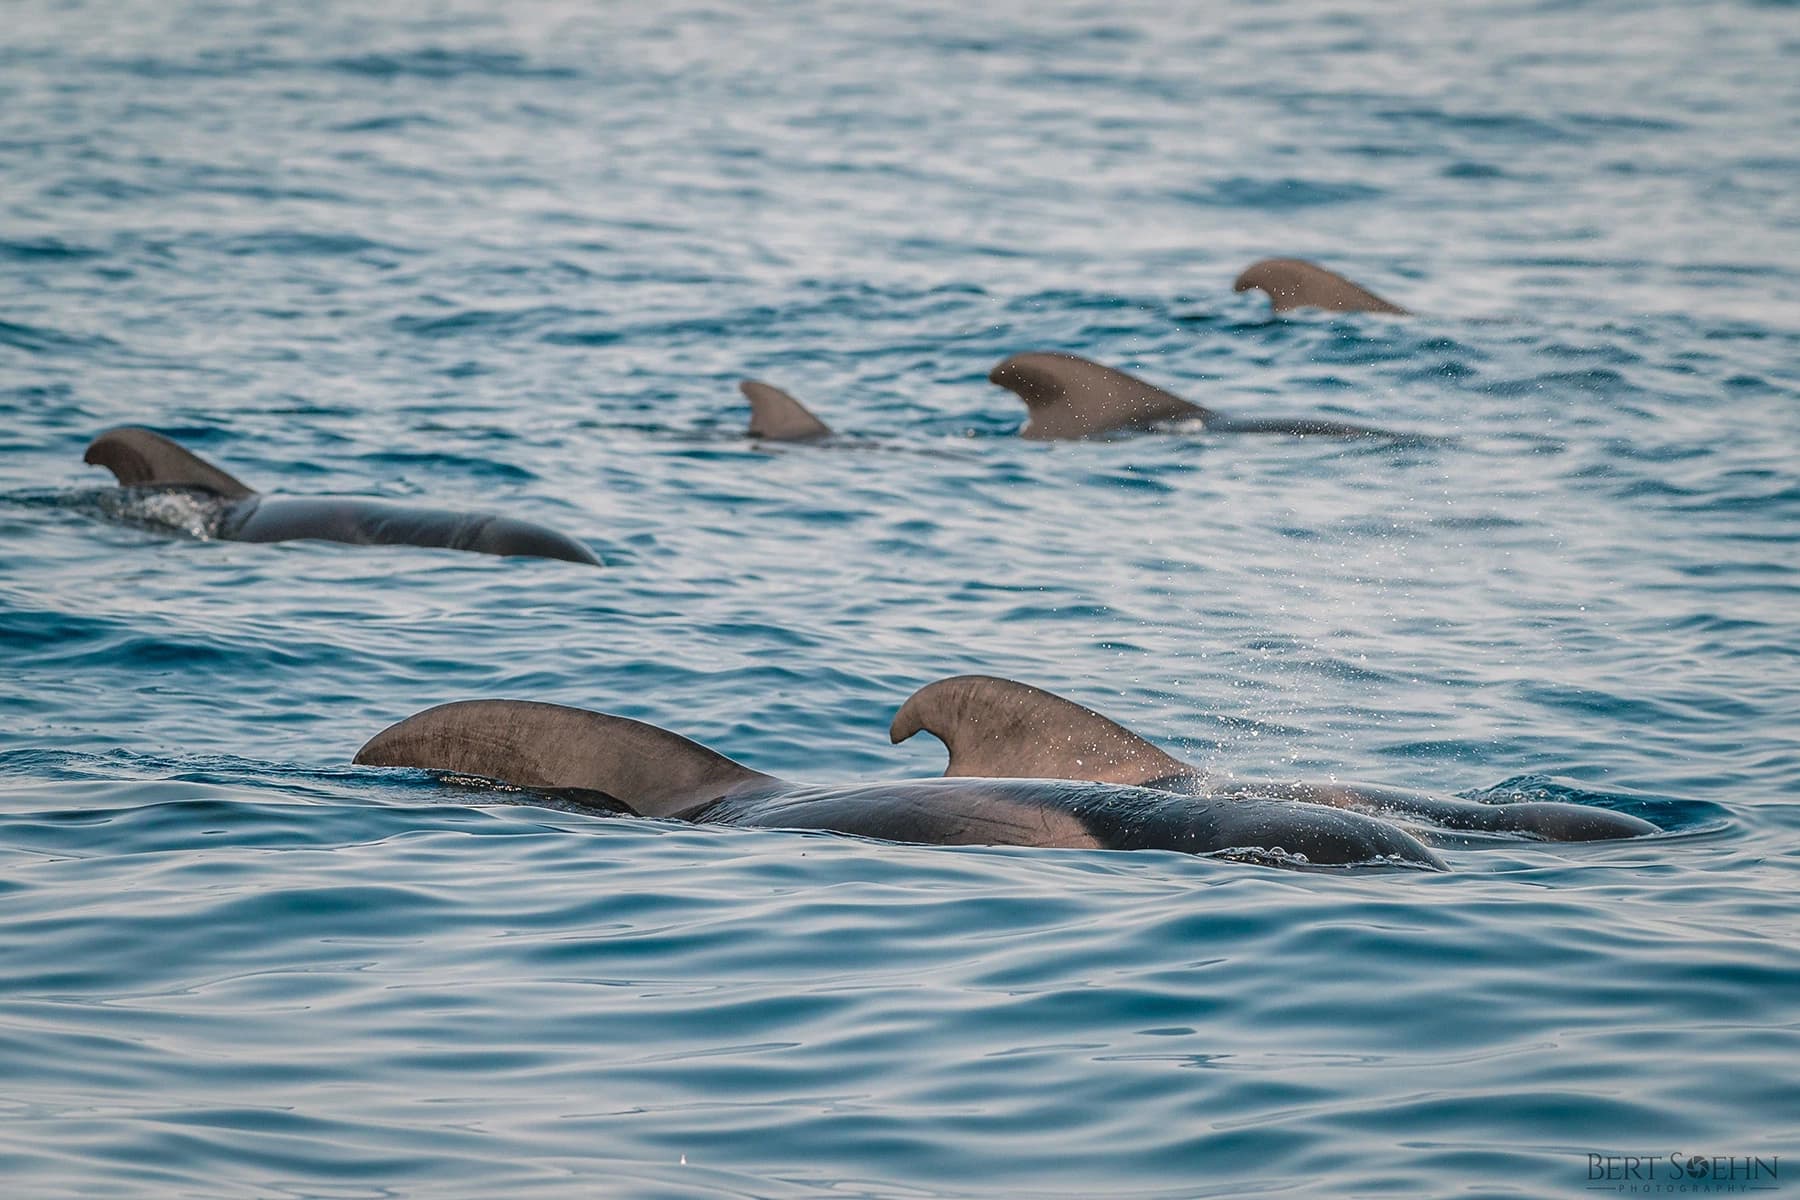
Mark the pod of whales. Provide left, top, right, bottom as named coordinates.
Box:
left=1233, top=258, right=1410, bottom=316
left=892, top=676, right=1658, bottom=842
left=75, top=256, right=1652, bottom=870
left=354, top=698, right=1448, bottom=869
left=83, top=427, right=601, bottom=565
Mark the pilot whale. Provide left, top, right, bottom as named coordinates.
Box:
left=82, top=427, right=600, bottom=565
left=892, top=675, right=1658, bottom=842
left=1233, top=258, right=1410, bottom=316
left=987, top=352, right=1411, bottom=441
left=354, top=698, right=1446, bottom=869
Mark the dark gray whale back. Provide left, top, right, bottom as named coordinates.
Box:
left=356, top=698, right=1446, bottom=868
left=894, top=675, right=1658, bottom=843
left=1233, top=258, right=1409, bottom=315
left=220, top=497, right=601, bottom=563
left=83, top=426, right=600, bottom=565
left=687, top=776, right=1443, bottom=866
left=741, top=380, right=832, bottom=441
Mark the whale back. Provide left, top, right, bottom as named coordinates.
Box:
left=663, top=776, right=1443, bottom=867
left=987, top=353, right=1210, bottom=440
left=224, top=499, right=601, bottom=565
left=741, top=380, right=832, bottom=441
left=891, top=675, right=1194, bottom=787
left=84, top=427, right=256, bottom=499
left=1232, top=258, right=1409, bottom=315
left=463, top=515, right=603, bottom=565
left=355, top=699, right=777, bottom=818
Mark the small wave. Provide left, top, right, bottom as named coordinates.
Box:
left=0, top=318, right=122, bottom=356
left=100, top=47, right=581, bottom=81
left=326, top=48, right=582, bottom=81
left=1377, top=106, right=1577, bottom=144
left=1441, top=161, right=1511, bottom=180
left=330, top=113, right=450, bottom=133
left=355, top=450, right=536, bottom=484
left=392, top=306, right=597, bottom=340
left=215, top=230, right=406, bottom=258
left=1169, top=176, right=1384, bottom=208
left=0, top=237, right=102, bottom=262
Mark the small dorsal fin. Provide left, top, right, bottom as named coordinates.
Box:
left=354, top=699, right=778, bottom=819
left=83, top=427, right=256, bottom=499
left=1232, top=258, right=1409, bottom=315
left=890, top=675, right=1194, bottom=787
left=987, top=353, right=1210, bottom=440
left=740, top=380, right=832, bottom=441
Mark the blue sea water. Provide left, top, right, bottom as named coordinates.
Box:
left=2, top=0, right=1798, bottom=1195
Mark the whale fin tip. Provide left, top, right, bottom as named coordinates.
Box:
left=1233, top=258, right=1409, bottom=315
left=987, top=353, right=1209, bottom=440
left=83, top=427, right=256, bottom=499
left=356, top=699, right=777, bottom=819
left=892, top=674, right=1194, bottom=787
left=741, top=379, right=832, bottom=441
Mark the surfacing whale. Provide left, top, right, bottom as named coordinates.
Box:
left=354, top=698, right=1445, bottom=869
left=892, top=676, right=1658, bottom=843
left=83, top=427, right=601, bottom=565
left=1233, top=258, right=1409, bottom=316
left=988, top=352, right=1409, bottom=441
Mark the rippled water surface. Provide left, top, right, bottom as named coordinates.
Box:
left=3, top=1, right=1798, bottom=1195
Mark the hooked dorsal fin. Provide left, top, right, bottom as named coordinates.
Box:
left=355, top=699, right=779, bottom=819
left=83, top=427, right=256, bottom=499
left=987, top=353, right=1210, bottom=440
left=740, top=380, right=832, bottom=441
left=1232, top=258, right=1409, bottom=316
left=890, top=675, right=1195, bottom=787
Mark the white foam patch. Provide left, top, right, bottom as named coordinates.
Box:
left=93, top=487, right=228, bottom=540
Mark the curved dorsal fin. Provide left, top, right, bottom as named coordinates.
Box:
left=355, top=699, right=778, bottom=820
left=740, top=380, right=832, bottom=441
left=987, top=353, right=1210, bottom=440
left=1232, top=258, right=1409, bottom=315
left=83, top=427, right=256, bottom=499
left=890, top=675, right=1194, bottom=787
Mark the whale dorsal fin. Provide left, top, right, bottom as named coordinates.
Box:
left=355, top=699, right=778, bottom=820
left=83, top=427, right=256, bottom=499
left=1233, top=258, right=1409, bottom=315
left=741, top=380, right=832, bottom=441
left=890, top=675, right=1194, bottom=787
left=987, top=353, right=1210, bottom=440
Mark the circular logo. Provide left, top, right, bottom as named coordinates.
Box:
left=1686, top=1156, right=1710, bottom=1180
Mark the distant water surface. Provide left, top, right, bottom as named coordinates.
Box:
left=1, top=0, right=1797, bottom=1195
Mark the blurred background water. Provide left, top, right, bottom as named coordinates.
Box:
left=2, top=0, right=1797, bottom=1195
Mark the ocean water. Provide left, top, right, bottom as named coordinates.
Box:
left=2, top=0, right=1798, bottom=1195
